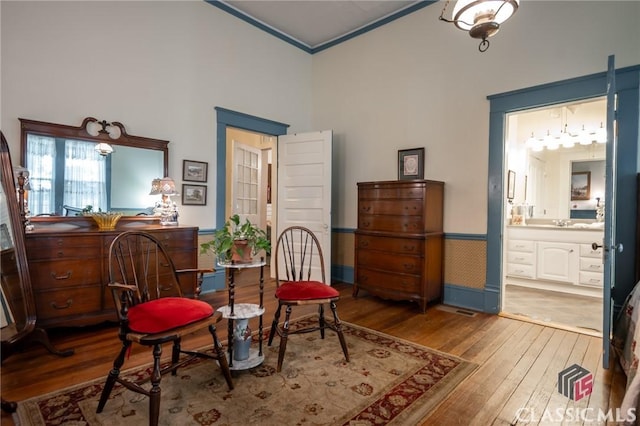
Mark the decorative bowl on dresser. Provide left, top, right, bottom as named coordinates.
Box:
left=353, top=179, right=444, bottom=313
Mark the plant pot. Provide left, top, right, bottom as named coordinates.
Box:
left=231, top=240, right=252, bottom=263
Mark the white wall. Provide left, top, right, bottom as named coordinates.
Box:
left=2, top=1, right=639, bottom=233
left=0, top=0, right=313, bottom=228
left=311, top=1, right=640, bottom=233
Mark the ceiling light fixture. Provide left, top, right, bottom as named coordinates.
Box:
left=439, top=0, right=520, bottom=52
left=85, top=118, right=123, bottom=156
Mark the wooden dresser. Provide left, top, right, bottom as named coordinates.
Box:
left=25, top=218, right=199, bottom=329
left=353, top=180, right=444, bottom=313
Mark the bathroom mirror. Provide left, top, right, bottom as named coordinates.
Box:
left=20, top=117, right=169, bottom=217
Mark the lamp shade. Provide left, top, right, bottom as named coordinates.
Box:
left=150, top=177, right=178, bottom=195
left=159, top=177, right=178, bottom=195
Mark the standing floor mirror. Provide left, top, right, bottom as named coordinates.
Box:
left=0, top=132, right=72, bottom=413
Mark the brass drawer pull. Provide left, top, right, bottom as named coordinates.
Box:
left=51, top=271, right=72, bottom=280
left=403, top=245, right=416, bottom=251
left=51, top=299, right=73, bottom=310
left=360, top=241, right=369, bottom=247
left=403, top=264, right=415, bottom=271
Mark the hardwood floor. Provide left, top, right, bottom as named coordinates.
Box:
left=1, top=270, right=628, bottom=425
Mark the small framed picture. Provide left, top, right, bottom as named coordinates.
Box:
left=398, top=148, right=425, bottom=180
left=571, top=171, right=591, bottom=200
left=182, top=184, right=207, bottom=206
left=507, top=170, right=516, bottom=200
left=182, top=160, right=208, bottom=182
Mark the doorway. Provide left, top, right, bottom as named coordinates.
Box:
left=501, top=97, right=606, bottom=335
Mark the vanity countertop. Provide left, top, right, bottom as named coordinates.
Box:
left=507, top=223, right=604, bottom=232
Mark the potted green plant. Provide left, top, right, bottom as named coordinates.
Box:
left=200, top=214, right=271, bottom=264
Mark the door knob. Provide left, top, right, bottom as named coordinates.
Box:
left=592, top=242, right=624, bottom=253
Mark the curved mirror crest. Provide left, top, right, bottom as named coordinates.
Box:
left=0, top=132, right=35, bottom=348
left=20, top=117, right=168, bottom=216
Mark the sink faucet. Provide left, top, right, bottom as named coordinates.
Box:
left=553, top=219, right=570, bottom=227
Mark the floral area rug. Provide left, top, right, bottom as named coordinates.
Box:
left=15, top=317, right=477, bottom=425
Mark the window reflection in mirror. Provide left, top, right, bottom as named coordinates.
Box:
left=26, top=135, right=163, bottom=215
left=20, top=117, right=169, bottom=217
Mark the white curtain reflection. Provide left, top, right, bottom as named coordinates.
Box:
left=64, top=139, right=107, bottom=212
left=26, top=135, right=55, bottom=215
left=26, top=136, right=107, bottom=215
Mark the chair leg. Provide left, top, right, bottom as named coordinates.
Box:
left=149, top=344, right=162, bottom=426
left=330, top=301, right=350, bottom=363
left=171, top=338, right=181, bottom=376
left=209, top=324, right=234, bottom=390
left=268, top=303, right=282, bottom=346
left=318, top=304, right=326, bottom=339
left=97, top=341, right=130, bottom=413
left=276, top=305, right=292, bottom=372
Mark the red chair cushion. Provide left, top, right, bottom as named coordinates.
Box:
left=127, top=297, right=214, bottom=334
left=275, top=281, right=340, bottom=301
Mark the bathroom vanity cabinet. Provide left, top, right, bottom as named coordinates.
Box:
left=506, top=226, right=604, bottom=294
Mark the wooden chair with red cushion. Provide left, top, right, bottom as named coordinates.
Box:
left=267, top=226, right=349, bottom=372
left=96, top=231, right=233, bottom=426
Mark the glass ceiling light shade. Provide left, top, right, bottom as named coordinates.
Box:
left=95, top=143, right=114, bottom=156
left=596, top=122, right=607, bottom=144
left=440, top=0, right=520, bottom=52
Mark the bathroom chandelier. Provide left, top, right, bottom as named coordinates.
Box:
left=439, top=0, right=520, bottom=52
left=525, top=123, right=607, bottom=152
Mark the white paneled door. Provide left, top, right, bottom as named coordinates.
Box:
left=276, top=130, right=332, bottom=282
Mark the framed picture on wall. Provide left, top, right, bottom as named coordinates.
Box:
left=182, top=160, right=208, bottom=182
left=182, top=184, right=207, bottom=205
left=571, top=171, right=591, bottom=200
left=398, top=148, right=425, bottom=180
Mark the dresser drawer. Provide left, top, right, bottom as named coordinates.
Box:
left=506, top=263, right=535, bottom=278
left=29, top=259, right=102, bottom=290
left=359, top=186, right=424, bottom=200
left=27, top=236, right=101, bottom=259
left=357, top=250, right=422, bottom=275
left=356, top=234, right=423, bottom=255
left=34, top=286, right=103, bottom=320
left=358, top=215, right=424, bottom=233
left=579, top=271, right=603, bottom=287
left=580, top=243, right=603, bottom=258
left=357, top=268, right=422, bottom=294
left=507, top=251, right=534, bottom=265
left=359, top=200, right=423, bottom=216
left=507, top=239, right=535, bottom=253
left=580, top=257, right=603, bottom=273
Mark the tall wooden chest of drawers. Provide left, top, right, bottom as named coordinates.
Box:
left=353, top=180, right=444, bottom=313
left=25, top=222, right=199, bottom=329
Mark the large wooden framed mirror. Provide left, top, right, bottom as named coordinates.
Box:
left=20, top=117, right=169, bottom=218
left=1, top=132, right=73, bottom=413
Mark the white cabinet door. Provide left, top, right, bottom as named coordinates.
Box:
left=536, top=241, right=579, bottom=284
